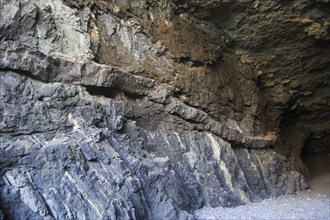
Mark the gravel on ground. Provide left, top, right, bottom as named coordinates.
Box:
left=194, top=191, right=330, bottom=220
left=195, top=154, right=330, bottom=220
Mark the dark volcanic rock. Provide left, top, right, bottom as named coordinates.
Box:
left=0, top=58, right=305, bottom=220
left=0, top=0, right=329, bottom=219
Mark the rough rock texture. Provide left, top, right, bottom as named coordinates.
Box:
left=0, top=0, right=329, bottom=219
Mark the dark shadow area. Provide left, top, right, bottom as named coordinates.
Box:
left=84, top=85, right=146, bottom=101
left=84, top=85, right=121, bottom=99
left=301, top=148, right=330, bottom=195
left=301, top=135, right=330, bottom=157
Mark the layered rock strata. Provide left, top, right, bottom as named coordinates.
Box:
left=0, top=0, right=329, bottom=219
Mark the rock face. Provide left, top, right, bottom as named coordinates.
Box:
left=0, top=0, right=329, bottom=219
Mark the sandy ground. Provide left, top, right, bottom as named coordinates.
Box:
left=194, top=154, right=330, bottom=220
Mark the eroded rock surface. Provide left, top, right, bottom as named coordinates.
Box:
left=0, top=0, right=329, bottom=219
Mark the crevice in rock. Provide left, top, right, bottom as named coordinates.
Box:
left=176, top=57, right=205, bottom=67
left=84, top=85, right=146, bottom=101
left=0, top=67, right=40, bottom=82
left=84, top=85, right=121, bottom=99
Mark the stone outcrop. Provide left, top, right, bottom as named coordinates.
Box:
left=0, top=0, right=329, bottom=219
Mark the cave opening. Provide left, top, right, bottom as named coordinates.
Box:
left=278, top=107, right=330, bottom=196
left=300, top=138, right=330, bottom=196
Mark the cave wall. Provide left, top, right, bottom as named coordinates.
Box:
left=0, top=0, right=329, bottom=219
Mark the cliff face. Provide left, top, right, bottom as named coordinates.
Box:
left=0, top=0, right=329, bottom=219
